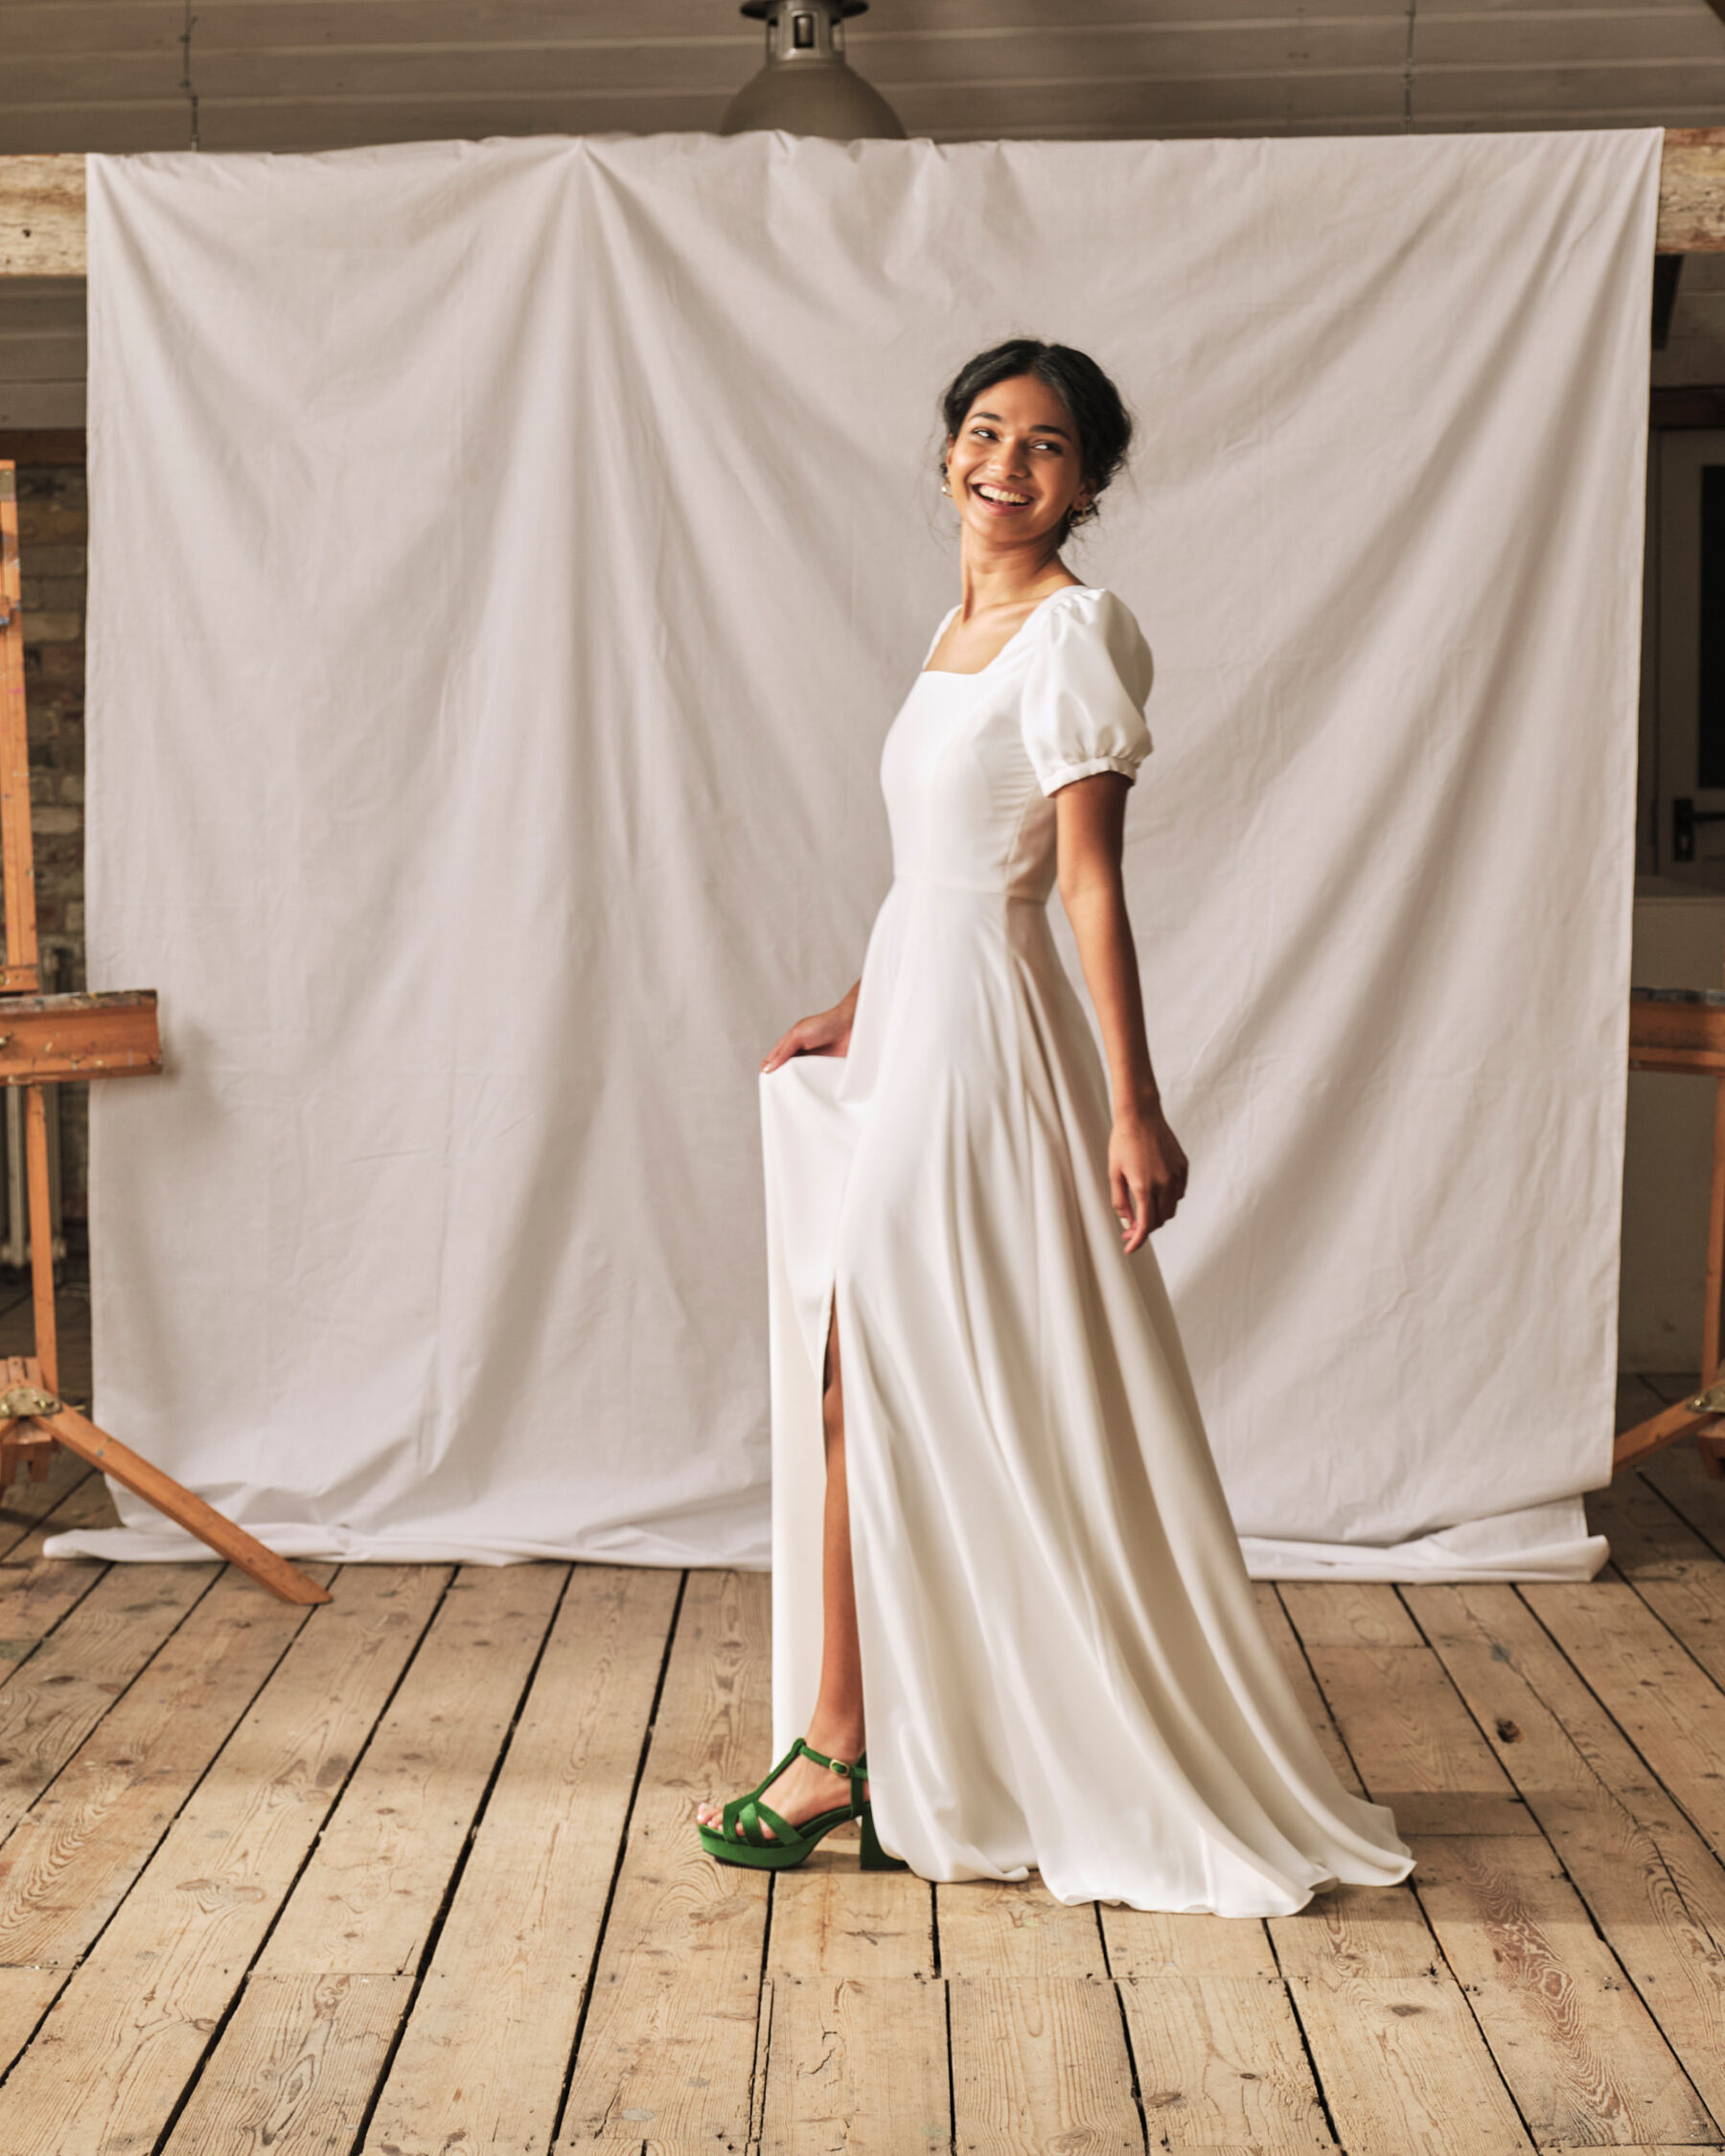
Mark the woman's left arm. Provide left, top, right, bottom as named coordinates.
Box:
left=1054, top=773, right=1188, bottom=1252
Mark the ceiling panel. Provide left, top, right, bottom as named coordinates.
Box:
left=7, top=3, right=182, bottom=59
left=1417, top=10, right=1725, bottom=64
left=1415, top=60, right=1725, bottom=117
left=167, top=21, right=1408, bottom=101
left=0, top=109, right=189, bottom=155
left=0, top=1, right=1719, bottom=158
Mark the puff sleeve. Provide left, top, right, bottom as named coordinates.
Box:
left=1018, top=587, right=1155, bottom=796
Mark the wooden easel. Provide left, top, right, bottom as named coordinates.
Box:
left=0, top=462, right=328, bottom=1604
left=1614, top=981, right=1725, bottom=1479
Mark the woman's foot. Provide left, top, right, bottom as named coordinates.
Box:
left=696, top=1732, right=868, bottom=1845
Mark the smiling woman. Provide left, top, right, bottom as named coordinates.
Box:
left=695, top=336, right=1415, bottom=1915
left=921, top=350, right=1133, bottom=676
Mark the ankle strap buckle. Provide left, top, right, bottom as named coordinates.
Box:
left=828, top=1757, right=852, bottom=1778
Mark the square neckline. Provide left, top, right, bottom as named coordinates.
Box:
left=920, top=585, right=1097, bottom=677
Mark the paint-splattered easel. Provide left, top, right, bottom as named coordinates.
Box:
left=0, top=461, right=327, bottom=1604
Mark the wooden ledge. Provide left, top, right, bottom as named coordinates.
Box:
left=0, top=988, right=160, bottom=1084
left=3, top=129, right=1725, bottom=275
left=1658, top=126, right=1725, bottom=252
left=0, top=156, right=84, bottom=278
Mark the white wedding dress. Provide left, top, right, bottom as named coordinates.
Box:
left=760, top=585, right=1414, bottom=1915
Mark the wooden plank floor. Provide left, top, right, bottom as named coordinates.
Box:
left=0, top=1293, right=1720, bottom=2152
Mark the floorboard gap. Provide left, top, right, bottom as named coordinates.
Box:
left=546, top=1564, right=689, bottom=2151
left=339, top=1559, right=582, bottom=2156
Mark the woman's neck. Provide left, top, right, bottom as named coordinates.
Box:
left=954, top=536, right=1081, bottom=621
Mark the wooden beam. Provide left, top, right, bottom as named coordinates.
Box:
left=3, top=130, right=1725, bottom=273
left=0, top=157, right=84, bottom=278
left=1659, top=126, right=1725, bottom=251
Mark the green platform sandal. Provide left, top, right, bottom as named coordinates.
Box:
left=698, top=1736, right=908, bottom=1872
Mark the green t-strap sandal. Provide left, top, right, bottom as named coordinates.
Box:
left=698, top=1736, right=908, bottom=1872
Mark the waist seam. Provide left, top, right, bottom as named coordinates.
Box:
left=892, top=871, right=1046, bottom=905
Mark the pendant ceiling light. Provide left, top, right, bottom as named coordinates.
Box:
left=720, top=0, right=907, bottom=140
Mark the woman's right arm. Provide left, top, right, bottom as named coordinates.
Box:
left=761, top=981, right=861, bottom=1071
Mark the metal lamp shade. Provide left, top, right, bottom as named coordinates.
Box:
left=720, top=0, right=907, bottom=140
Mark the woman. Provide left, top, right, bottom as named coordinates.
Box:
left=696, top=339, right=1414, bottom=1915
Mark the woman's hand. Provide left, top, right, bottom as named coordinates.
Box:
left=761, top=984, right=861, bottom=1072
left=1109, top=1101, right=1188, bottom=1252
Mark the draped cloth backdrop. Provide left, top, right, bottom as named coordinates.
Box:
left=47, top=128, right=1659, bottom=1580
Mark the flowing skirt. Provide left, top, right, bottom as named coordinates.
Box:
left=762, top=871, right=1414, bottom=1915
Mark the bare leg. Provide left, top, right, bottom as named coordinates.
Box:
left=809, top=1313, right=868, bottom=1757
left=697, top=1310, right=871, bottom=1837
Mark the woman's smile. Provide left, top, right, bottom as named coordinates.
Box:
left=973, top=481, right=1034, bottom=513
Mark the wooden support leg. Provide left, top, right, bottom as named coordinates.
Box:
left=23, top=1085, right=55, bottom=1397
left=1614, top=1388, right=1725, bottom=1475
left=1, top=1357, right=50, bottom=1483
left=28, top=1388, right=330, bottom=1605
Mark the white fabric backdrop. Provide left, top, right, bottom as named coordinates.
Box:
left=47, top=127, right=1658, bottom=1579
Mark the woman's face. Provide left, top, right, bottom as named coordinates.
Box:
left=944, top=374, right=1092, bottom=547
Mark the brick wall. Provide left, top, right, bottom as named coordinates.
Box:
left=15, top=461, right=87, bottom=1223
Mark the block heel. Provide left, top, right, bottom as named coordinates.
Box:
left=858, top=1800, right=908, bottom=1871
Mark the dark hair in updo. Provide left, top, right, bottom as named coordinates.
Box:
left=938, top=338, right=1134, bottom=547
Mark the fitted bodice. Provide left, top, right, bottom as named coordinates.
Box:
left=877, top=585, right=1158, bottom=906
left=881, top=668, right=1065, bottom=903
